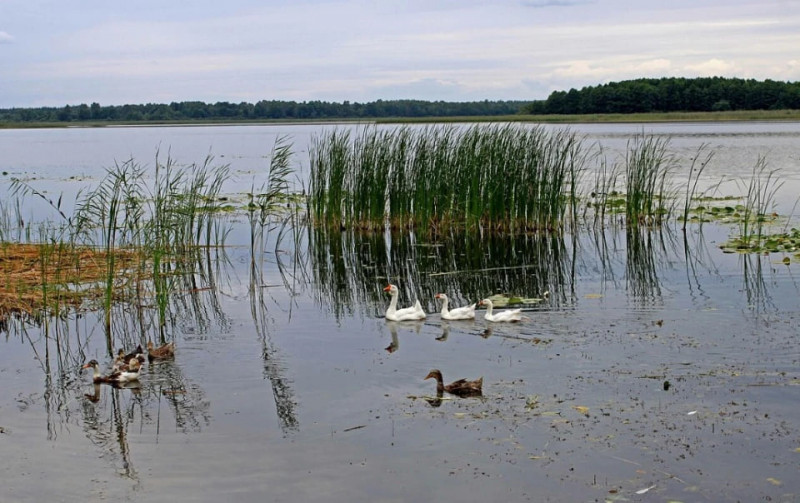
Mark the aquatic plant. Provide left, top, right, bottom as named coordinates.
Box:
left=586, top=148, right=622, bottom=227
left=681, top=144, right=715, bottom=230
left=736, top=156, right=782, bottom=249
left=308, top=124, right=587, bottom=234
left=624, top=134, right=677, bottom=226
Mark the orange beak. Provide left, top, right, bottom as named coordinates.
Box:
left=383, top=285, right=392, bottom=292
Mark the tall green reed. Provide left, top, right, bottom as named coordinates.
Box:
left=624, top=134, right=677, bottom=226
left=308, top=124, right=587, bottom=234
left=736, top=157, right=782, bottom=249
left=248, top=136, right=295, bottom=285
left=587, top=148, right=622, bottom=227
left=681, top=144, right=715, bottom=230
left=71, top=154, right=232, bottom=344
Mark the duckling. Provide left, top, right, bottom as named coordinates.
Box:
left=113, top=345, right=145, bottom=370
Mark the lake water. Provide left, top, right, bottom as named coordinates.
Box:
left=1, top=122, right=800, bottom=502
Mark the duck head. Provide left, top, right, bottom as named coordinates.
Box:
left=81, top=359, right=99, bottom=371
left=424, top=369, right=443, bottom=382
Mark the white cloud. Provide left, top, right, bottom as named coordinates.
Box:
left=0, top=31, right=14, bottom=43
left=684, top=58, right=739, bottom=76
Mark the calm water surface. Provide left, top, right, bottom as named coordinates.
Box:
left=1, top=123, right=799, bottom=502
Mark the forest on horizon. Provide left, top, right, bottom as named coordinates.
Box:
left=0, top=77, right=798, bottom=124
left=525, top=77, right=800, bottom=114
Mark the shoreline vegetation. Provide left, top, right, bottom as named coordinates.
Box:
left=1, top=109, right=800, bottom=129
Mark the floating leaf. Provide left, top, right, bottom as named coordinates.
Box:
left=687, top=410, right=697, bottom=415
left=573, top=405, right=590, bottom=416
left=766, top=477, right=782, bottom=486
left=584, top=293, right=603, bottom=299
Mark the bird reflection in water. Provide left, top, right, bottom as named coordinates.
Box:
left=84, top=383, right=101, bottom=403
left=424, top=389, right=444, bottom=408
left=384, top=320, right=422, bottom=354
left=80, top=379, right=144, bottom=481
left=436, top=323, right=450, bottom=342
left=83, top=381, right=141, bottom=403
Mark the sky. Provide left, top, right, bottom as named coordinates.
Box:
left=1, top=0, right=799, bottom=108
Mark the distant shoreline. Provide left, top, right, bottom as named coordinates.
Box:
left=2, top=109, right=799, bottom=129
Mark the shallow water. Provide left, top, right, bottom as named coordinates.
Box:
left=1, top=123, right=800, bottom=502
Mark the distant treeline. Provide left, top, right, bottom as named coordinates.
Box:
left=3, top=77, right=798, bottom=123
left=0, top=99, right=527, bottom=123
left=524, top=77, right=800, bottom=114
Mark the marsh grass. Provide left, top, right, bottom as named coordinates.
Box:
left=248, top=136, right=296, bottom=292
left=586, top=149, right=622, bottom=227
left=681, top=144, right=716, bottom=230
left=624, top=134, right=677, bottom=226
left=1, top=153, right=238, bottom=346
left=731, top=157, right=783, bottom=251
left=309, top=124, right=587, bottom=234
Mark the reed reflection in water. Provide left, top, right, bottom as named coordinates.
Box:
left=248, top=207, right=300, bottom=434
left=309, top=227, right=574, bottom=320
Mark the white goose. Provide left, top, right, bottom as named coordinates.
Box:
left=435, top=293, right=476, bottom=320
left=384, top=284, right=426, bottom=321
left=479, top=298, right=522, bottom=322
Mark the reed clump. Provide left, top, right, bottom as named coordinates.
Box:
left=309, top=124, right=587, bottom=234
left=0, top=242, right=141, bottom=323
left=624, top=134, right=677, bottom=226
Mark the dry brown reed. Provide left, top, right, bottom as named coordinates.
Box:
left=0, top=243, right=142, bottom=322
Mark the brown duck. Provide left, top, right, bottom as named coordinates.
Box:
left=424, top=369, right=483, bottom=397
left=147, top=340, right=176, bottom=361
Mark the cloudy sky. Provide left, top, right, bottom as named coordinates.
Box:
left=1, top=0, right=799, bottom=108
